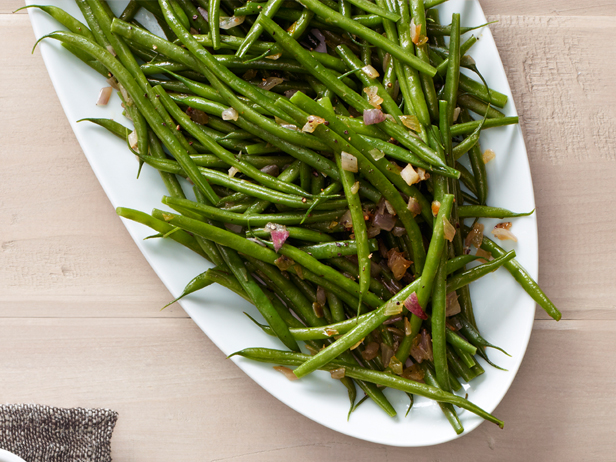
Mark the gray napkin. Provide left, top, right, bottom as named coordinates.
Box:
left=0, top=404, right=117, bottom=462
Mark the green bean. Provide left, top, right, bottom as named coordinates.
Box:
left=410, top=0, right=439, bottom=122
left=237, top=0, right=285, bottom=58
left=446, top=344, right=474, bottom=382
left=427, top=22, right=495, bottom=37
left=17, top=4, right=95, bottom=41
left=459, top=73, right=508, bottom=108
left=248, top=227, right=335, bottom=243
left=40, top=31, right=219, bottom=205
left=454, top=314, right=509, bottom=356
left=300, top=239, right=378, bottom=260
left=328, top=257, right=391, bottom=300
left=326, top=291, right=346, bottom=324
left=116, top=207, right=207, bottom=258
left=421, top=362, right=463, bottom=434
left=457, top=206, right=534, bottom=219
left=232, top=348, right=503, bottom=427
left=435, top=35, right=477, bottom=76
left=452, top=116, right=485, bottom=160
left=78, top=117, right=130, bottom=138
left=450, top=116, right=518, bottom=136
left=446, top=250, right=516, bottom=293
left=458, top=93, right=506, bottom=119
left=468, top=231, right=562, bottom=321
left=443, top=13, right=460, bottom=125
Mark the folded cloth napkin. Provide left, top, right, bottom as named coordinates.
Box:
left=0, top=404, right=118, bottom=462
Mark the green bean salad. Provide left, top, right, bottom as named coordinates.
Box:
left=28, top=0, right=561, bottom=434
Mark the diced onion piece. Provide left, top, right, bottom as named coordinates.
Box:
left=219, top=15, right=245, bottom=29
left=363, top=108, right=386, bottom=125
left=228, top=166, right=239, bottom=178
left=366, top=224, right=381, bottom=238
left=453, top=107, right=461, bottom=122
left=265, top=222, right=289, bottom=252
left=483, top=149, right=496, bottom=164
left=186, top=107, right=209, bottom=125
left=492, top=227, right=518, bottom=242
left=392, top=226, right=406, bottom=237
left=259, top=77, right=284, bottom=91
left=222, top=107, right=238, bottom=121
left=324, top=327, right=339, bottom=337
left=446, top=291, right=462, bottom=317
left=495, top=221, right=513, bottom=230
left=407, top=197, right=422, bottom=216
left=266, top=53, right=282, bottom=60
left=383, top=299, right=404, bottom=316
left=384, top=200, right=396, bottom=215
left=404, top=292, right=428, bottom=320
left=383, top=52, right=391, bottom=70
left=301, top=115, right=326, bottom=133
left=387, top=248, right=412, bottom=280
left=106, top=77, right=120, bottom=91
left=373, top=212, right=396, bottom=231
left=310, top=28, right=327, bottom=53
left=443, top=216, right=456, bottom=242
left=368, top=148, right=385, bottom=161
left=361, top=342, right=380, bottom=361
left=341, top=151, right=358, bottom=172
left=197, top=6, right=208, bottom=20
left=118, top=83, right=132, bottom=106
left=399, top=115, right=421, bottom=133
left=243, top=68, right=257, bottom=81
left=128, top=130, right=139, bottom=151
left=363, top=86, right=383, bottom=109
left=96, top=86, right=113, bottom=106
left=274, top=255, right=295, bottom=271
left=106, top=45, right=116, bottom=56
left=381, top=343, right=394, bottom=368
left=362, top=64, right=379, bottom=79
left=260, top=164, right=279, bottom=176
left=417, top=168, right=430, bottom=181
left=402, top=363, right=424, bottom=381
left=385, top=113, right=398, bottom=124
left=465, top=222, right=485, bottom=249
left=410, top=329, right=433, bottom=363
left=340, top=209, right=353, bottom=229
left=404, top=316, right=412, bottom=336
left=410, top=19, right=427, bottom=45
left=330, top=367, right=346, bottom=379
left=224, top=223, right=243, bottom=234
left=313, top=302, right=324, bottom=318
left=351, top=181, right=360, bottom=195
left=273, top=366, right=298, bottom=381
left=316, top=285, right=327, bottom=306
left=476, top=248, right=493, bottom=263
left=401, top=164, right=420, bottom=186
left=431, top=201, right=441, bottom=216
left=389, top=356, right=404, bottom=375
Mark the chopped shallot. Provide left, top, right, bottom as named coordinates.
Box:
left=219, top=15, right=245, bottom=29
left=401, top=164, right=420, bottom=186
left=443, top=216, right=456, bottom=242
left=341, top=151, right=358, bottom=172
left=407, top=197, right=422, bottom=216
left=128, top=130, right=138, bottom=151
left=330, top=368, right=346, bottom=379
left=417, top=168, right=430, bottom=181
left=404, top=292, right=428, bottom=320
left=402, top=363, right=424, bottom=381
left=431, top=201, right=441, bottom=216
left=340, top=209, right=353, bottom=229
left=96, top=86, right=112, bottom=106
left=465, top=222, right=484, bottom=249
left=363, top=86, right=383, bottom=109
left=301, top=115, right=326, bottom=133
left=310, top=29, right=327, bottom=53
left=273, top=366, right=298, bottom=381
left=368, top=148, right=385, bottom=160
left=274, top=255, right=295, bottom=271
left=265, top=222, right=289, bottom=252
left=224, top=223, right=243, bottom=234
left=228, top=166, right=239, bottom=178
left=258, top=77, right=284, bottom=91
left=222, top=107, right=238, bottom=121
left=492, top=227, right=518, bottom=242
left=362, top=65, right=379, bottom=79
left=186, top=107, right=209, bottom=125
left=351, top=181, right=360, bottom=195
left=363, top=108, right=386, bottom=125
left=388, top=248, right=412, bottom=280
left=453, top=107, right=461, bottom=122
left=316, top=285, right=327, bottom=307
left=381, top=343, right=394, bottom=369
left=410, top=329, right=433, bottom=363
left=373, top=212, right=396, bottom=231
left=483, top=149, right=496, bottom=164
left=446, top=291, right=461, bottom=317
left=260, top=164, right=279, bottom=176
left=399, top=115, right=421, bottom=133
left=361, top=342, right=380, bottom=361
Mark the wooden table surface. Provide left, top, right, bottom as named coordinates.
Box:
left=2, top=1, right=616, bottom=460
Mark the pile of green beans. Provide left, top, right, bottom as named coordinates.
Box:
left=33, top=0, right=561, bottom=435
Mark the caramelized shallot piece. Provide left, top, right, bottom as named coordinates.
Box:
left=492, top=223, right=517, bottom=241
left=401, top=164, right=420, bottom=185
left=443, top=216, right=456, bottom=242
left=431, top=201, right=441, bottom=216
left=483, top=149, right=496, bottom=164
left=465, top=223, right=485, bottom=249
left=96, top=86, right=112, bottom=106
left=402, top=363, right=425, bottom=381
left=407, top=197, right=422, bottom=216
left=446, top=291, right=462, bottom=317
left=361, top=341, right=380, bottom=361
left=387, top=248, right=412, bottom=280
left=410, top=329, right=433, bottom=363
left=330, top=368, right=346, bottom=379
left=363, top=86, right=383, bottom=108
left=273, top=366, right=298, bottom=381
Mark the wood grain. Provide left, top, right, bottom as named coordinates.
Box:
left=2, top=1, right=616, bottom=460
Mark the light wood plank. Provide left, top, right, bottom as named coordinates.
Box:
left=0, top=318, right=613, bottom=461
